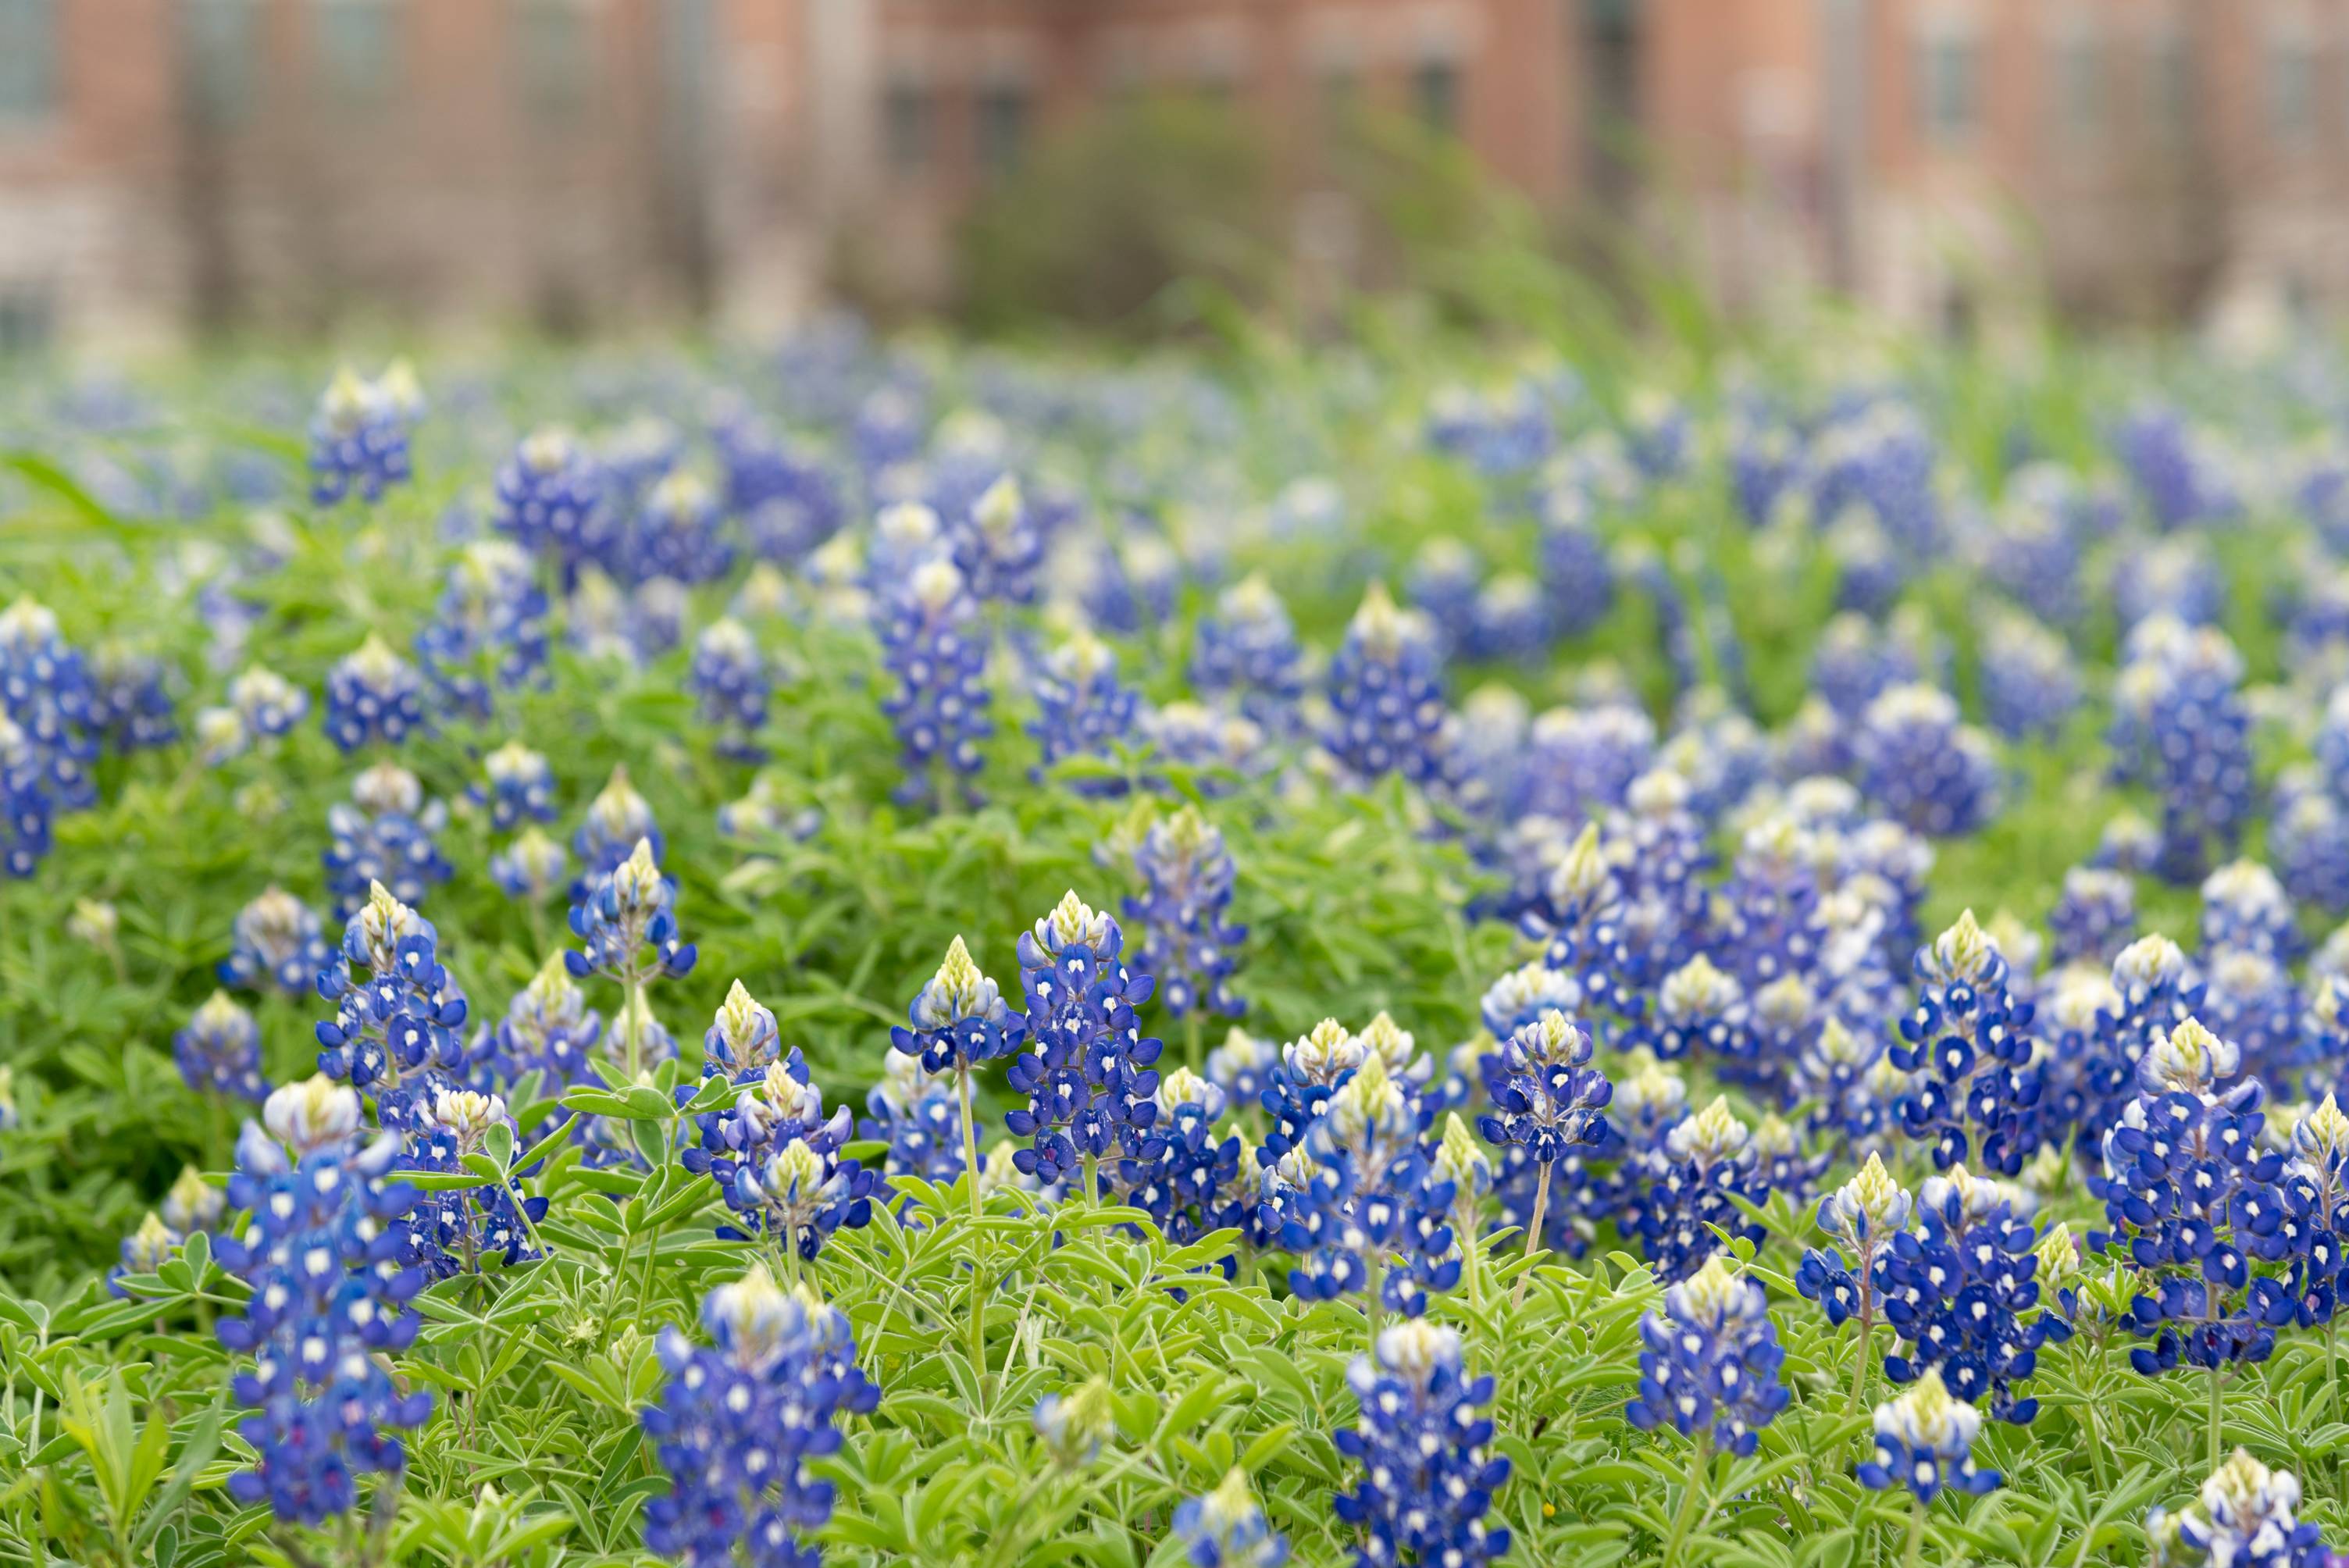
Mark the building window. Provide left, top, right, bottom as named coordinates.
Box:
left=515, top=0, right=590, bottom=125
left=0, top=0, right=58, bottom=127
left=2268, top=36, right=2315, bottom=144
left=2051, top=30, right=2101, bottom=142
left=315, top=0, right=401, bottom=112
left=184, top=0, right=259, bottom=128
left=1918, top=30, right=1980, bottom=145
left=884, top=81, right=932, bottom=180
left=1413, top=59, right=1461, bottom=136
left=976, top=84, right=1028, bottom=177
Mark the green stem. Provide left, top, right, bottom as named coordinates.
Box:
left=1663, top=1436, right=1710, bottom=1568
left=1902, top=1496, right=1924, bottom=1568
left=1511, top=1161, right=1552, bottom=1309
left=961, top=1063, right=989, bottom=1386
left=1456, top=1199, right=1481, bottom=1309
left=1847, top=1288, right=1874, bottom=1417
left=1082, top=1149, right=1100, bottom=1209
left=2209, top=1364, right=2225, bottom=1474
left=622, top=978, right=647, bottom=1082
left=958, top=1064, right=982, bottom=1221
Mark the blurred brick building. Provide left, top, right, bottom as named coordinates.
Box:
left=0, top=0, right=2343, bottom=349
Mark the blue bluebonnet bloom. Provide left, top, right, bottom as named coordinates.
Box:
left=643, top=1266, right=879, bottom=1568
left=568, top=839, right=698, bottom=1074
left=1191, top=573, right=1304, bottom=732
left=1117, top=1066, right=1246, bottom=1249
left=690, top=617, right=772, bottom=760
left=490, top=825, right=570, bottom=905
left=1465, top=572, right=1552, bottom=664
left=87, top=641, right=177, bottom=753
left=1979, top=611, right=2081, bottom=742
left=1538, top=485, right=1619, bottom=639
left=1322, top=583, right=1452, bottom=788
left=1614, top=1095, right=1770, bottom=1284
left=0, top=596, right=98, bottom=822
left=1260, top=1017, right=1372, bottom=1160
left=1146, top=702, right=1271, bottom=785
left=1476, top=1010, right=1612, bottom=1167
left=1879, top=1166, right=2065, bottom=1422
left=2274, top=786, right=2349, bottom=918
left=1207, top=1026, right=1278, bottom=1112
left=574, top=764, right=661, bottom=886
left=2050, top=865, right=2136, bottom=968
left=1032, top=1377, right=1114, bottom=1469
left=1855, top=1367, right=2001, bottom=1503
left=1809, top=401, right=1941, bottom=555
left=890, top=934, right=1027, bottom=1078
left=414, top=540, right=549, bottom=719
left=1891, top=911, right=2041, bottom=1174
left=1125, top=805, right=1247, bottom=1020
left=323, top=633, right=426, bottom=753
left=1641, top=953, right=1752, bottom=1069
left=2112, top=622, right=2255, bottom=884
left=1626, top=1255, right=1791, bottom=1455
left=162, top=1164, right=226, bottom=1238
left=216, top=1076, right=432, bottom=1523
left=1031, top=627, right=1140, bottom=789
left=494, top=426, right=611, bottom=579
left=2112, top=403, right=2238, bottom=532
left=1334, top=1320, right=1512, bottom=1568
left=1406, top=538, right=1482, bottom=653
left=315, top=883, right=475, bottom=1130
left=493, top=952, right=604, bottom=1085
left=323, top=761, right=451, bottom=918
left=229, top=664, right=309, bottom=746
left=1812, top=611, right=1920, bottom=719
left=220, top=885, right=331, bottom=999
left=472, top=741, right=557, bottom=834
left=948, top=473, right=1046, bottom=606
left=626, top=470, right=734, bottom=586
left=861, top=1050, right=968, bottom=1188
left=716, top=414, right=843, bottom=566
left=403, top=1085, right=546, bottom=1279
left=1005, top=890, right=1164, bottom=1190
left=1174, top=1469, right=1289, bottom=1568
left=0, top=713, right=55, bottom=878
left=175, top=990, right=269, bottom=1102
left=2148, top=1449, right=2341, bottom=1568
left=1855, top=685, right=2002, bottom=838
left=875, top=556, right=993, bottom=808
left=1277, top=1050, right=1458, bottom=1315
left=1795, top=1153, right=1912, bottom=1363
left=306, top=365, right=415, bottom=507
left=2202, top=859, right=2300, bottom=960
left=2098, top=1016, right=2299, bottom=1377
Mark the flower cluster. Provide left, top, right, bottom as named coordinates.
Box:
left=1891, top=911, right=2041, bottom=1174
left=1322, top=583, right=1452, bottom=788
left=1625, top=1256, right=1791, bottom=1454
left=1856, top=1368, right=2000, bottom=1503
left=1124, top=805, right=1248, bottom=1021
left=1879, top=1166, right=2064, bottom=1422
left=1005, top=892, right=1165, bottom=1191
left=175, top=989, right=269, bottom=1103
left=323, top=761, right=451, bottom=918
left=314, top=883, right=475, bottom=1130
left=1031, top=628, right=1140, bottom=789
left=1333, top=1320, right=1511, bottom=1568
left=307, top=364, right=419, bottom=507
left=875, top=556, right=993, bottom=807
left=643, top=1266, right=880, bottom=1568
left=220, top=885, right=331, bottom=999
left=2148, top=1449, right=2339, bottom=1568
left=323, top=634, right=427, bottom=754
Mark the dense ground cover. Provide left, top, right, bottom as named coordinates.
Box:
left=2, top=315, right=2347, bottom=1566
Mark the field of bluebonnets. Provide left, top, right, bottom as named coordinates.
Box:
left=7, top=307, right=2349, bottom=1568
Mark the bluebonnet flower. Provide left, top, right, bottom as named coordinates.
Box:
left=306, top=365, right=415, bottom=507
left=1146, top=702, right=1271, bottom=784
left=323, top=634, right=426, bottom=753
left=946, top=473, right=1046, bottom=606
left=2098, top=1016, right=2297, bottom=1377
left=2112, top=403, right=2238, bottom=531
left=0, top=595, right=97, bottom=814
left=1855, top=685, right=2002, bottom=837
left=2202, top=860, right=2299, bottom=960
left=0, top=717, right=53, bottom=878
left=1334, top=1319, right=1512, bottom=1568
left=1116, top=1066, right=1246, bottom=1249
left=2148, top=1449, right=2339, bottom=1568
left=1510, top=702, right=1655, bottom=826
left=105, top=1211, right=176, bottom=1295
left=2274, top=788, right=2349, bottom=917
left=494, top=426, right=611, bottom=579
left=493, top=953, right=604, bottom=1085
left=574, top=764, right=661, bottom=886
left=1207, top=1027, right=1278, bottom=1112
left=2113, top=622, right=2255, bottom=884
left=175, top=990, right=269, bottom=1102
left=1891, top=911, right=2041, bottom=1175
left=1809, top=401, right=1941, bottom=555
left=1879, top=1166, right=2064, bottom=1422
left=1795, top=1153, right=1913, bottom=1398
left=732, top=1116, right=881, bottom=1263
left=861, top=1050, right=968, bottom=1189
left=414, top=540, right=549, bottom=719
left=1812, top=611, right=1919, bottom=719
left=2050, top=865, right=2136, bottom=967
left=1033, top=1377, right=1115, bottom=1469
left=1173, top=1469, right=1289, bottom=1568
left=1192, top=574, right=1305, bottom=732
left=315, top=883, right=474, bottom=1130
left=1260, top=1017, right=1374, bottom=1160
left=643, top=1266, right=879, bottom=1568
left=216, top=1076, right=432, bottom=1524
left=1476, top=1010, right=1612, bottom=1172
left=87, top=641, right=177, bottom=752
left=2062, top=932, right=2208, bottom=1151
left=1005, top=891, right=1164, bottom=1191
left=716, top=416, right=843, bottom=567
left=568, top=839, right=698, bottom=1075
left=1465, top=572, right=1552, bottom=663
left=403, top=1085, right=546, bottom=1279
left=1855, top=1367, right=2001, bottom=1503
left=1323, top=583, right=1452, bottom=788
left=690, top=618, right=771, bottom=760
left=1642, top=953, right=1752, bottom=1068
left=1406, top=538, right=1481, bottom=653
left=875, top=556, right=993, bottom=808
left=220, top=885, right=331, bottom=999
left=1798, top=1014, right=1898, bottom=1149
left=490, top=825, right=569, bottom=905
left=1616, top=1094, right=1771, bottom=1282
left=626, top=470, right=734, bottom=586
left=226, top=664, right=308, bottom=747
left=1980, top=611, right=2080, bottom=741
left=472, top=741, right=557, bottom=834
left=162, top=1163, right=225, bottom=1238
left=2200, top=947, right=2304, bottom=1092
left=1626, top=1255, right=1791, bottom=1456
left=1275, top=1048, right=1458, bottom=1316
left=1125, top=805, right=1247, bottom=1021
left=323, top=761, right=451, bottom=918
left=1538, top=487, right=1618, bottom=639
left=1982, top=464, right=2096, bottom=625
left=1031, top=626, right=1139, bottom=789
